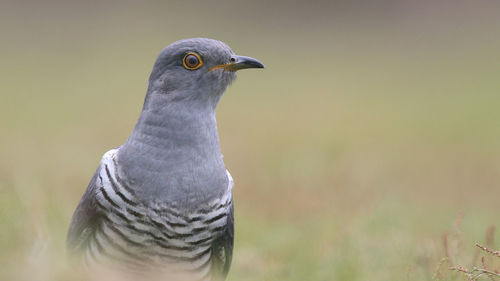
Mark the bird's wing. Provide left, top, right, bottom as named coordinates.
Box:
left=210, top=169, right=234, bottom=279
left=66, top=165, right=103, bottom=254
left=211, top=202, right=234, bottom=280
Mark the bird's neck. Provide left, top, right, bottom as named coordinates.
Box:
left=116, top=91, right=228, bottom=206
left=126, top=99, right=221, bottom=156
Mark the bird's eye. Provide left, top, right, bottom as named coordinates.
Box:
left=183, top=52, right=203, bottom=70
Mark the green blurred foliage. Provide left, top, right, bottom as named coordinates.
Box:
left=0, top=1, right=499, bottom=280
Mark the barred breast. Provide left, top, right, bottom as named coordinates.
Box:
left=85, top=150, right=234, bottom=281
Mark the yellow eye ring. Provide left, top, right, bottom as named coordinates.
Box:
left=182, top=52, right=203, bottom=70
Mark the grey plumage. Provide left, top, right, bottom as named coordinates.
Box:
left=67, top=38, right=263, bottom=281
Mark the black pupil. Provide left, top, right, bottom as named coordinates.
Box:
left=187, top=55, right=198, bottom=66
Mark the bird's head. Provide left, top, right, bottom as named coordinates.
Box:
left=146, top=38, right=264, bottom=107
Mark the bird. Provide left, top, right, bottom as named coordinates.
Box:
left=67, top=38, right=264, bottom=281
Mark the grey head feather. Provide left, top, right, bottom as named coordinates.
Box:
left=117, top=38, right=238, bottom=210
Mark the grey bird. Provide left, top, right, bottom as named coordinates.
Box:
left=67, top=38, right=264, bottom=281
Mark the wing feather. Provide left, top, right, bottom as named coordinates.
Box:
left=67, top=165, right=102, bottom=254
left=211, top=202, right=234, bottom=280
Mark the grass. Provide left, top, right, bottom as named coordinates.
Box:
left=1, top=2, right=500, bottom=280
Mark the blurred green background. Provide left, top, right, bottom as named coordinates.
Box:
left=1, top=0, right=499, bottom=280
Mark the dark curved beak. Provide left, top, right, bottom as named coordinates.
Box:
left=226, top=55, right=264, bottom=71
left=209, top=55, right=264, bottom=72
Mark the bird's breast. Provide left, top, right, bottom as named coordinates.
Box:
left=116, top=136, right=230, bottom=207
left=87, top=149, right=233, bottom=280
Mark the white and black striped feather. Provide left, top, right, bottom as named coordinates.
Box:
left=67, top=149, right=234, bottom=281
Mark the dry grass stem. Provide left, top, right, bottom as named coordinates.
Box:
left=450, top=243, right=500, bottom=280
left=476, top=244, right=500, bottom=259
left=449, top=266, right=500, bottom=281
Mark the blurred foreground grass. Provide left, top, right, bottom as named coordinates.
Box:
left=1, top=1, right=500, bottom=280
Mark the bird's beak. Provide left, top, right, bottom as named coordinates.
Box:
left=209, top=55, right=265, bottom=72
